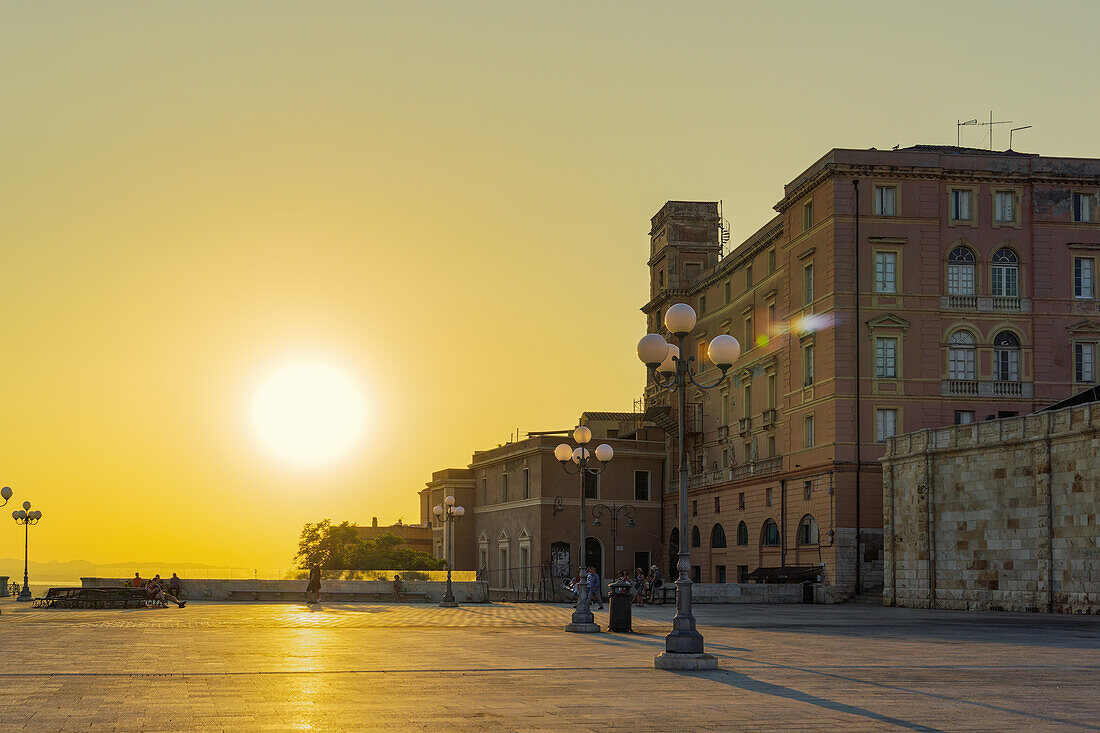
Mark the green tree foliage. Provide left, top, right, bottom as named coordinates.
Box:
left=294, top=520, right=444, bottom=571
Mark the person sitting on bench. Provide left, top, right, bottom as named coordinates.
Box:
left=391, top=574, right=402, bottom=601
left=145, top=575, right=186, bottom=608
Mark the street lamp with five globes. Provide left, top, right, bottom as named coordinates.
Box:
left=12, top=500, right=43, bottom=602
left=432, top=496, right=466, bottom=607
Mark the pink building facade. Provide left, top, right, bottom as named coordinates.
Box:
left=643, top=146, right=1100, bottom=599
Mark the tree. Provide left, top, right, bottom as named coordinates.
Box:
left=294, top=520, right=444, bottom=572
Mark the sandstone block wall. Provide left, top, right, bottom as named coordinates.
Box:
left=882, top=403, right=1100, bottom=614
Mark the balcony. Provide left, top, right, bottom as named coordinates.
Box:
left=717, top=425, right=729, bottom=440
left=991, top=380, right=1023, bottom=397
left=761, top=409, right=776, bottom=428
left=738, top=417, right=751, bottom=434
left=942, top=380, right=978, bottom=396
left=941, top=295, right=1030, bottom=313
left=729, top=457, right=783, bottom=479
left=687, top=468, right=732, bottom=490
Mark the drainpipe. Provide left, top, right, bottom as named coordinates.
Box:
left=853, top=178, right=862, bottom=596
left=780, top=478, right=787, bottom=568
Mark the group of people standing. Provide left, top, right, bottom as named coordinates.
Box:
left=128, top=572, right=186, bottom=608
left=616, top=565, right=663, bottom=605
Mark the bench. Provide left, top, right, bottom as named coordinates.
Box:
left=33, top=587, right=150, bottom=609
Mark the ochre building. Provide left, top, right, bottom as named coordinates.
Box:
left=642, top=146, right=1100, bottom=600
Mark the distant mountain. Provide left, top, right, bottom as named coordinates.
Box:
left=0, top=559, right=284, bottom=582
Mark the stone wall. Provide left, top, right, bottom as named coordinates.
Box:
left=690, top=582, right=805, bottom=604
left=82, top=578, right=491, bottom=603
left=881, top=403, right=1100, bottom=614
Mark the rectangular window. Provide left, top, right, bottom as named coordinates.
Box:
left=874, top=252, right=897, bottom=293
left=744, top=316, right=754, bottom=351
left=768, top=249, right=776, bottom=273
left=995, top=191, right=1015, bottom=223
left=804, top=480, right=812, bottom=500
left=1075, top=257, right=1095, bottom=299
left=522, top=468, right=530, bottom=500
left=767, top=373, right=777, bottom=408
left=634, top=471, right=650, bottom=501
left=738, top=565, right=749, bottom=582
left=1075, top=343, right=1096, bottom=383
left=583, top=471, right=598, bottom=500
left=804, top=264, right=815, bottom=304
left=657, top=270, right=664, bottom=287
left=692, top=500, right=698, bottom=516
left=766, top=487, right=773, bottom=506
left=804, top=414, right=815, bottom=447
left=698, top=340, right=707, bottom=365
left=949, top=346, right=976, bottom=380
left=874, top=185, right=896, bottom=216
left=714, top=496, right=720, bottom=513
left=954, top=410, right=975, bottom=425
left=803, top=344, right=815, bottom=386
left=723, top=280, right=731, bottom=304
left=767, top=303, right=776, bottom=335
left=951, top=189, right=972, bottom=221
left=743, top=442, right=751, bottom=463
left=481, top=479, right=487, bottom=505
left=699, top=295, right=706, bottom=315
left=948, top=262, right=975, bottom=296
left=991, top=262, right=1019, bottom=297
left=876, top=337, right=898, bottom=378
left=1073, top=193, right=1093, bottom=223
left=502, top=473, right=508, bottom=502
left=738, top=492, right=745, bottom=509
left=743, top=384, right=752, bottom=418
left=767, top=435, right=776, bottom=457
left=876, top=409, right=898, bottom=442
left=803, top=201, right=813, bottom=231
left=716, top=565, right=727, bottom=584
left=995, top=348, right=1020, bottom=382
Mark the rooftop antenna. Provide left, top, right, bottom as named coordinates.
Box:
left=976, top=110, right=1013, bottom=150
left=957, top=118, right=978, bottom=148
left=1008, top=125, right=1032, bottom=151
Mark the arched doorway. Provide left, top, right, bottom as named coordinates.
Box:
left=585, top=536, right=604, bottom=580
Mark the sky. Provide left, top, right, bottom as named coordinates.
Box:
left=2, top=0, right=1098, bottom=571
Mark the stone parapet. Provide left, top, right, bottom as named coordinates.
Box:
left=688, top=583, right=804, bottom=604
left=81, top=578, right=491, bottom=603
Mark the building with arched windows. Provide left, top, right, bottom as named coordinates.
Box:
left=642, top=147, right=1100, bottom=600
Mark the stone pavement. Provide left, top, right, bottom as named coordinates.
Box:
left=0, top=597, right=1097, bottom=731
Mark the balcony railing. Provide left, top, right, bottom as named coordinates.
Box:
left=991, top=296, right=1021, bottom=311
left=991, top=380, right=1023, bottom=396
left=761, top=409, right=776, bottom=428
left=943, top=295, right=978, bottom=310
left=687, top=468, right=732, bottom=489
left=717, top=425, right=729, bottom=440
left=738, top=417, right=751, bottom=434
left=943, top=379, right=978, bottom=395
left=729, top=457, right=783, bottom=480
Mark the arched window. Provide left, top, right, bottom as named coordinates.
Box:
left=994, top=331, right=1021, bottom=381
left=948, top=330, right=977, bottom=380
left=761, top=519, right=780, bottom=547
left=736, top=521, right=748, bottom=546
left=991, top=248, right=1019, bottom=297
left=797, top=515, right=819, bottom=546
left=710, top=524, right=727, bottom=548
left=947, top=247, right=976, bottom=295
left=690, top=525, right=701, bottom=548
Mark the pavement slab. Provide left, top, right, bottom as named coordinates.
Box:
left=0, top=598, right=1097, bottom=731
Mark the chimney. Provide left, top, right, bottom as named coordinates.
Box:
left=372, top=517, right=378, bottom=528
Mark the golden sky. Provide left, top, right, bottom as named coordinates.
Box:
left=2, top=1, right=1097, bottom=570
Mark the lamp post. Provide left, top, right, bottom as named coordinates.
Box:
left=12, top=501, right=43, bottom=602
left=590, top=502, right=636, bottom=580
left=638, top=303, right=740, bottom=670
left=554, top=427, right=614, bottom=633
left=433, top=496, right=466, bottom=607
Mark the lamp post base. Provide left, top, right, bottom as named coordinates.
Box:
left=17, top=589, right=31, bottom=602
left=654, top=652, right=718, bottom=670
left=439, top=599, right=459, bottom=608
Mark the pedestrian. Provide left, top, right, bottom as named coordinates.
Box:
left=585, top=566, right=603, bottom=610
left=167, top=572, right=182, bottom=599
left=130, top=572, right=144, bottom=588
left=632, top=568, right=646, bottom=606
left=391, top=574, right=403, bottom=601
left=648, top=565, right=663, bottom=604
left=306, top=563, right=321, bottom=605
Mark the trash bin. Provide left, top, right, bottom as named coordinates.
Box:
left=608, top=579, right=634, bottom=632
left=0, top=576, right=8, bottom=597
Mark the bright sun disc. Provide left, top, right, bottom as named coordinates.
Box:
left=250, top=360, right=365, bottom=467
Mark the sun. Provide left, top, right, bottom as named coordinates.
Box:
left=249, top=359, right=366, bottom=468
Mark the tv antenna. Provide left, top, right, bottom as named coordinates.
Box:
left=957, top=118, right=978, bottom=148
left=1009, top=125, right=1032, bottom=151
left=977, top=111, right=1013, bottom=150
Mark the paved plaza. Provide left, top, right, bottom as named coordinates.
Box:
left=0, top=597, right=1097, bottom=731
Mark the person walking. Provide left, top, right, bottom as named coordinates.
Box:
left=632, top=568, right=646, bottom=606
left=585, top=566, right=603, bottom=610
left=648, top=565, right=663, bottom=605
left=306, top=563, right=321, bottom=605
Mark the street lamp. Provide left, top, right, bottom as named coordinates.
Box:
left=555, top=427, right=614, bottom=633
left=591, top=502, right=636, bottom=580
left=433, top=495, right=466, bottom=607
left=12, top=501, right=43, bottom=602
left=0, top=486, right=11, bottom=507
left=638, top=303, right=740, bottom=669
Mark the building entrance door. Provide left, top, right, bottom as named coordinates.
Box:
left=585, top=537, right=604, bottom=580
